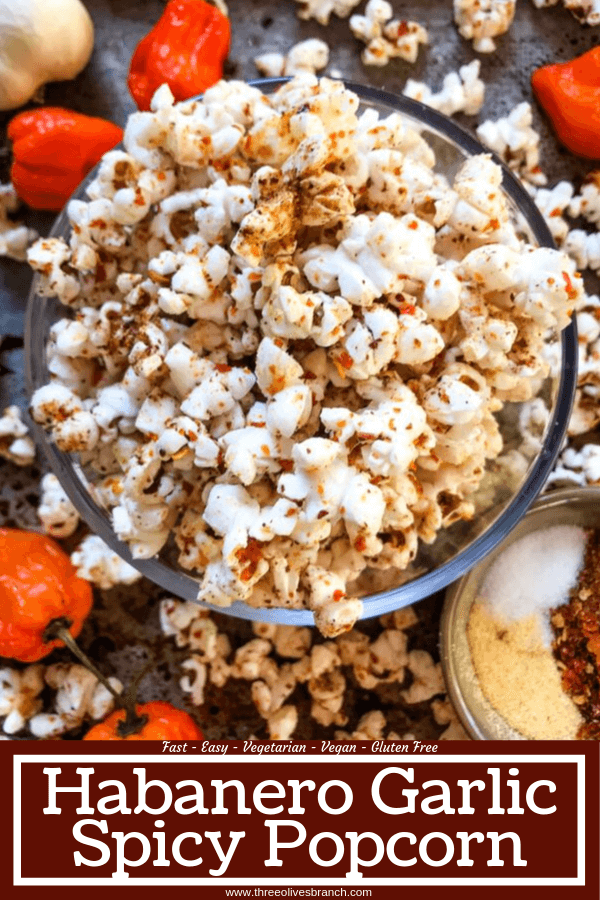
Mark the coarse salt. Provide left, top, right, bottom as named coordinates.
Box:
left=479, top=524, right=587, bottom=644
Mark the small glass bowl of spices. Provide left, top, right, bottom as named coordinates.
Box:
left=440, top=486, right=600, bottom=740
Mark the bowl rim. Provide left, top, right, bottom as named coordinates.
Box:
left=440, top=485, right=600, bottom=740
left=24, top=77, right=578, bottom=625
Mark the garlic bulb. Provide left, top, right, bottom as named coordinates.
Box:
left=0, top=0, right=94, bottom=111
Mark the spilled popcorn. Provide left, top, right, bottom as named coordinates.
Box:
left=28, top=75, right=582, bottom=637
left=0, top=406, right=35, bottom=467
left=160, top=596, right=467, bottom=741
left=0, top=184, right=37, bottom=261
left=254, top=39, right=330, bottom=78
left=454, top=0, right=516, bottom=53
left=0, top=662, right=121, bottom=738
left=404, top=60, right=485, bottom=117
left=349, top=0, right=428, bottom=67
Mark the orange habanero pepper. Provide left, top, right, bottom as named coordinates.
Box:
left=532, top=46, right=600, bottom=159
left=128, top=0, right=230, bottom=112
left=84, top=701, right=204, bottom=740
left=0, top=528, right=93, bottom=663
left=8, top=108, right=123, bottom=212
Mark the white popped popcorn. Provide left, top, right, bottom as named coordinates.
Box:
left=454, top=0, right=516, bottom=53
left=70, top=535, right=142, bottom=589
left=255, top=39, right=330, bottom=78
left=29, top=75, right=581, bottom=636
left=404, top=60, right=485, bottom=117
left=476, top=102, right=546, bottom=185
left=349, top=0, right=428, bottom=67
left=0, top=662, right=120, bottom=737
left=547, top=444, right=600, bottom=488
left=562, top=0, right=600, bottom=25
left=0, top=184, right=37, bottom=261
left=294, top=0, right=361, bottom=25
left=38, top=473, right=80, bottom=538
left=563, top=229, right=600, bottom=274
left=0, top=665, right=44, bottom=734
left=0, top=405, right=35, bottom=467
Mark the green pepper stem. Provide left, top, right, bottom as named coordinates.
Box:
left=43, top=618, right=147, bottom=735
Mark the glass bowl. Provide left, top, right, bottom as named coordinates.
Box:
left=25, top=78, right=577, bottom=625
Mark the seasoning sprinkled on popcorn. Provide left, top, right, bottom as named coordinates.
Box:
left=454, top=0, right=516, bottom=54
left=28, top=74, right=581, bottom=636
left=349, top=0, right=428, bottom=67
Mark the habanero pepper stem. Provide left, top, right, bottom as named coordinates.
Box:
left=128, top=0, right=230, bottom=111
left=532, top=46, right=600, bottom=160
left=42, top=618, right=148, bottom=736
left=8, top=108, right=123, bottom=212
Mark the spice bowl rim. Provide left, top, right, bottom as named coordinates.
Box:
left=440, top=485, right=600, bottom=740
left=25, top=78, right=577, bottom=626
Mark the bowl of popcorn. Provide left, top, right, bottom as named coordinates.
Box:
left=25, top=75, right=579, bottom=637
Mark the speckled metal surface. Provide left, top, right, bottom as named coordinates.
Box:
left=0, top=0, right=598, bottom=739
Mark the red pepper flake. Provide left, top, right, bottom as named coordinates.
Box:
left=354, top=535, right=367, bottom=552
left=302, top=370, right=318, bottom=381
left=236, top=538, right=264, bottom=582
left=408, top=220, right=419, bottom=230
left=280, top=459, right=293, bottom=472
left=399, top=303, right=416, bottom=316
left=338, top=351, right=354, bottom=369
left=563, top=270, right=578, bottom=300
left=332, top=589, right=346, bottom=602
left=215, top=363, right=232, bottom=373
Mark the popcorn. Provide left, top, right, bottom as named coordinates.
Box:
left=28, top=76, right=578, bottom=637
left=401, top=650, right=444, bottom=703
left=27, top=238, right=80, bottom=305
left=349, top=0, right=428, bottom=67
left=533, top=181, right=574, bottom=243
left=267, top=705, right=298, bottom=739
left=569, top=172, right=600, bottom=226
left=71, top=535, right=142, bottom=589
left=255, top=39, right=329, bottom=78
left=432, top=698, right=470, bottom=741
left=37, top=473, right=80, bottom=538
left=404, top=60, right=485, bottom=117
left=476, top=103, right=546, bottom=186
left=0, top=406, right=35, bottom=467
left=294, top=0, right=361, bottom=24
left=454, top=0, right=516, bottom=53
left=563, top=0, right=600, bottom=25
left=0, top=184, right=37, bottom=261
left=0, top=662, right=119, bottom=738
left=563, top=229, right=600, bottom=274
left=546, top=444, right=600, bottom=488
left=0, top=666, right=44, bottom=734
